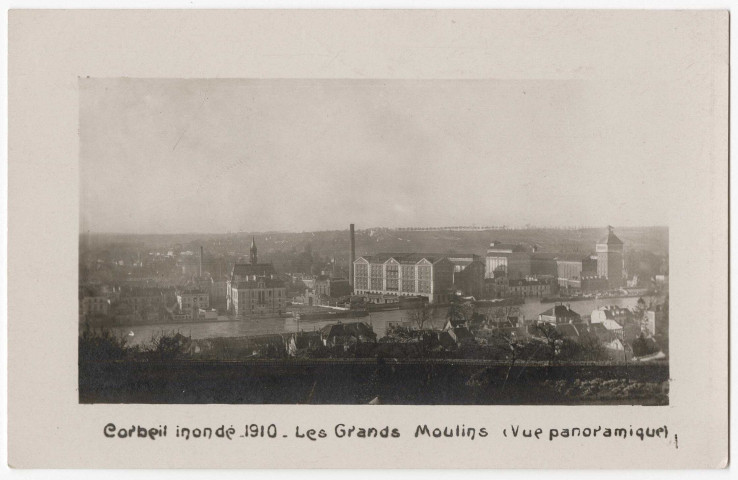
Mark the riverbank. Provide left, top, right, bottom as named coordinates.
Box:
left=97, top=295, right=645, bottom=347
left=540, top=293, right=647, bottom=304
left=82, top=313, right=292, bottom=329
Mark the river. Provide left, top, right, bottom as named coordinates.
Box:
left=109, top=296, right=642, bottom=347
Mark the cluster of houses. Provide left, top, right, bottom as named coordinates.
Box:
left=80, top=225, right=668, bottom=328
left=471, top=300, right=667, bottom=361
left=176, top=295, right=666, bottom=362
left=179, top=322, right=378, bottom=359
left=78, top=284, right=221, bottom=326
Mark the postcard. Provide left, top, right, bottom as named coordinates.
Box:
left=7, top=9, right=728, bottom=469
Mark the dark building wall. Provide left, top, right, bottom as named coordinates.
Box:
left=582, top=256, right=598, bottom=275
left=507, top=253, right=532, bottom=279
left=315, top=278, right=352, bottom=298
left=531, top=256, right=557, bottom=277
left=454, top=261, right=485, bottom=298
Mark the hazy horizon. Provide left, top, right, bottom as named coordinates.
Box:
left=80, top=224, right=668, bottom=236
left=80, top=79, right=678, bottom=234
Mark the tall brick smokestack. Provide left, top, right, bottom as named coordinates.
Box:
left=349, top=224, right=355, bottom=287
left=200, top=246, right=203, bottom=277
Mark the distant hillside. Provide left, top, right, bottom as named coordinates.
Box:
left=84, top=226, right=668, bottom=264
left=348, top=226, right=667, bottom=259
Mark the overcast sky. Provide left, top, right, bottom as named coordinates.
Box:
left=80, top=78, right=676, bottom=234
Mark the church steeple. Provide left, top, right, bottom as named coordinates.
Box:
left=250, top=237, right=257, bottom=265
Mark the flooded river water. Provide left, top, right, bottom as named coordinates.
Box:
left=110, top=296, right=641, bottom=347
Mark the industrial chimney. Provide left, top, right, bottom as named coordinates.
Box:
left=199, top=246, right=203, bottom=277
left=349, top=224, right=355, bottom=288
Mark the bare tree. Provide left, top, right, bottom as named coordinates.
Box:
left=404, top=302, right=436, bottom=330
left=460, top=302, right=476, bottom=324
left=484, top=305, right=522, bottom=326
left=492, top=329, right=526, bottom=390
left=445, top=294, right=466, bottom=325
left=534, top=322, right=563, bottom=366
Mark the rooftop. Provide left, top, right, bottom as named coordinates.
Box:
left=320, top=322, right=376, bottom=339
left=355, top=253, right=451, bottom=265
left=599, top=319, right=624, bottom=331
left=556, top=323, right=582, bottom=339
left=597, top=227, right=624, bottom=246
left=588, top=322, right=613, bottom=337
left=177, top=289, right=206, bottom=295
left=487, top=241, right=531, bottom=253
left=509, top=278, right=552, bottom=286
left=120, top=286, right=167, bottom=297
left=539, top=305, right=582, bottom=319
left=231, top=263, right=276, bottom=279
left=233, top=278, right=285, bottom=289
left=315, top=276, right=350, bottom=283
left=554, top=254, right=592, bottom=263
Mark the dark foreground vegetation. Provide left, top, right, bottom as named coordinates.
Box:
left=79, top=360, right=668, bottom=405
left=79, top=328, right=668, bottom=405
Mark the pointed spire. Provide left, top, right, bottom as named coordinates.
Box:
left=250, top=236, right=258, bottom=265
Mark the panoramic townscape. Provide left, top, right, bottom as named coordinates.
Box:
left=78, top=78, right=670, bottom=405
left=79, top=224, right=669, bottom=405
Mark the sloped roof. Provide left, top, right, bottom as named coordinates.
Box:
left=315, top=276, right=349, bottom=283
left=444, top=317, right=467, bottom=330
left=451, top=326, right=475, bottom=342
left=600, top=305, right=631, bottom=316
left=178, top=289, right=207, bottom=295
left=424, top=253, right=480, bottom=263
left=539, top=305, right=582, bottom=319
left=321, top=322, right=376, bottom=339
left=554, top=254, right=590, bottom=263
left=600, top=319, right=623, bottom=331
left=233, top=277, right=285, bottom=289
left=120, top=287, right=166, bottom=297
left=232, top=263, right=275, bottom=279
left=356, top=253, right=450, bottom=265
left=509, top=279, right=550, bottom=287
left=594, top=308, right=617, bottom=320
left=447, top=258, right=473, bottom=268
left=246, top=334, right=286, bottom=346
left=291, top=331, right=322, bottom=349
left=598, top=228, right=624, bottom=245
left=588, top=322, right=615, bottom=342
left=556, top=323, right=581, bottom=338
left=487, top=241, right=531, bottom=253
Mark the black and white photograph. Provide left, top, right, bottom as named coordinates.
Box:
left=79, top=78, right=670, bottom=405
left=8, top=9, right=728, bottom=470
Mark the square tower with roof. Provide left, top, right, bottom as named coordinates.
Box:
left=596, top=226, right=625, bottom=289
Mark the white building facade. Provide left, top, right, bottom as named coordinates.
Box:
left=353, top=253, right=454, bottom=304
